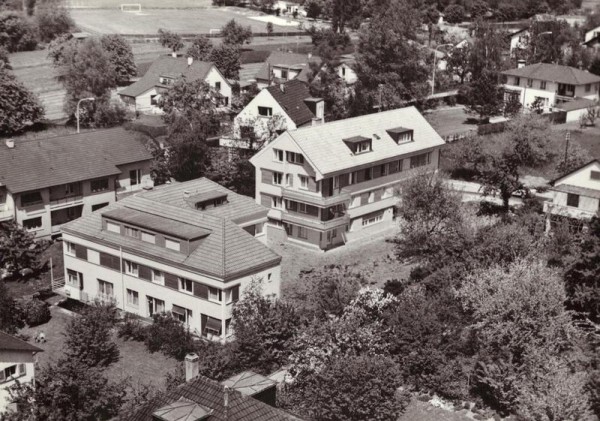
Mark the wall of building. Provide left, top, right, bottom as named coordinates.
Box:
left=204, top=67, right=232, bottom=106
left=0, top=358, right=36, bottom=414
left=0, top=188, right=15, bottom=222
left=234, top=90, right=297, bottom=140
left=116, top=161, right=154, bottom=194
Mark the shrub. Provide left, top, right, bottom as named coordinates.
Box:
left=117, top=313, right=148, bottom=342
left=92, top=101, right=127, bottom=128
left=22, top=298, right=51, bottom=326
left=144, top=313, right=195, bottom=360
left=35, top=7, right=73, bottom=43
left=0, top=12, right=38, bottom=52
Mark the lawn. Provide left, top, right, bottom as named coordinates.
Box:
left=66, top=0, right=212, bottom=8
left=424, top=106, right=478, bottom=139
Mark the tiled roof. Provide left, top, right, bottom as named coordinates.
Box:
left=62, top=185, right=279, bottom=281
left=253, top=106, right=445, bottom=178
left=552, top=183, right=600, bottom=199
left=239, top=62, right=264, bottom=87
left=119, top=55, right=215, bottom=98
left=0, top=331, right=43, bottom=353
left=141, top=178, right=268, bottom=225
left=222, top=371, right=277, bottom=396
left=0, top=128, right=152, bottom=194
left=266, top=80, right=315, bottom=127
left=555, top=97, right=596, bottom=112
left=123, top=375, right=301, bottom=421
left=256, top=52, right=321, bottom=83
left=501, top=63, right=600, bottom=85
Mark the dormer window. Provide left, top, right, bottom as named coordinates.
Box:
left=343, top=136, right=372, bottom=155
left=193, top=191, right=228, bottom=210
left=159, top=76, right=174, bottom=85
left=387, top=127, right=414, bottom=144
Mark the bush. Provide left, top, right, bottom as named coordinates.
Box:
left=92, top=101, right=128, bottom=128
left=0, top=12, right=38, bottom=52
left=117, top=313, right=148, bottom=342
left=35, top=7, right=73, bottom=43
left=145, top=313, right=195, bottom=360
left=21, top=298, right=51, bottom=326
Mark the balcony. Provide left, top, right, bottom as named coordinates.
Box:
left=347, top=196, right=399, bottom=219
left=49, top=195, right=83, bottom=210
left=0, top=205, right=13, bottom=221
left=282, top=211, right=349, bottom=231
left=543, top=201, right=597, bottom=220
left=282, top=187, right=350, bottom=207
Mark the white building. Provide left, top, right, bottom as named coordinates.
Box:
left=502, top=63, right=600, bottom=113
left=118, top=55, right=232, bottom=115
left=508, top=27, right=529, bottom=56
left=255, top=52, right=321, bottom=89
left=0, top=332, right=43, bottom=414
left=60, top=178, right=280, bottom=341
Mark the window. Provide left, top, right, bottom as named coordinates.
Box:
left=368, top=191, right=375, bottom=203
left=141, top=231, right=155, bottom=244
left=285, top=173, right=293, bottom=187
left=540, top=80, right=547, bottom=90
left=410, top=152, right=431, bottom=169
left=586, top=83, right=592, bottom=93
left=255, top=223, right=263, bottom=235
left=127, top=289, right=139, bottom=307
left=286, top=151, right=304, bottom=164
left=298, top=226, right=308, bottom=239
left=125, top=260, right=139, bottom=276
left=299, top=175, right=308, bottom=189
left=273, top=172, right=283, bottom=185
left=215, top=81, right=221, bottom=91
left=258, top=106, right=273, bottom=117
left=0, top=364, right=25, bottom=384
left=273, top=149, right=284, bottom=162
left=388, top=160, right=400, bottom=174
left=23, top=217, right=42, bottom=230
left=90, top=178, right=109, bottom=193
left=327, top=229, right=337, bottom=242
left=147, top=296, right=165, bottom=316
left=124, top=226, right=140, bottom=239
left=172, top=305, right=193, bottom=324
left=380, top=164, right=388, bottom=176
left=150, top=95, right=158, bottom=106
left=362, top=211, right=384, bottom=226
left=268, top=273, right=272, bottom=282
left=65, top=241, right=76, bottom=256
left=341, top=66, right=346, bottom=76
left=203, top=316, right=222, bottom=337
left=152, top=270, right=164, bottom=285
left=527, top=79, right=533, bottom=87
left=567, top=193, right=580, bottom=208
left=21, top=191, right=43, bottom=207
left=514, top=77, right=520, bottom=86
left=357, top=141, right=371, bottom=153
left=298, top=202, right=307, bottom=213
left=67, top=269, right=82, bottom=287
left=209, top=287, right=221, bottom=302
left=92, top=203, right=108, bottom=212
left=281, top=69, right=288, bottom=79
left=272, top=196, right=283, bottom=209
left=591, top=171, right=600, bottom=180
left=165, top=238, right=180, bottom=252
left=129, top=169, right=142, bottom=186
left=179, top=278, right=193, bottom=294
left=106, top=221, right=120, bottom=233
left=98, top=279, right=114, bottom=299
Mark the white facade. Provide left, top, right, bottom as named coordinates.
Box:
left=0, top=352, right=37, bottom=414
left=509, top=29, right=529, bottom=56
left=335, top=63, right=358, bottom=85
left=585, top=26, right=600, bottom=43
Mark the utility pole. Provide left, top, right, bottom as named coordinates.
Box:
left=563, top=130, right=570, bottom=169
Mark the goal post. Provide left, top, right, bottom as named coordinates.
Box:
left=209, top=28, right=221, bottom=35
left=120, top=3, right=141, bottom=12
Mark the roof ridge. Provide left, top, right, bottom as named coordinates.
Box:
left=221, top=218, right=226, bottom=278
left=6, top=127, right=125, bottom=144
left=125, top=196, right=222, bottom=228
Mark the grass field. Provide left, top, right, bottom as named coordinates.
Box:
left=67, top=0, right=212, bottom=8
left=71, top=7, right=298, bottom=35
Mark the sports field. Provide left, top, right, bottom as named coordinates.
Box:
left=67, top=0, right=212, bottom=8
left=70, top=7, right=298, bottom=35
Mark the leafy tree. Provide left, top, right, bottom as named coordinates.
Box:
left=266, top=21, right=273, bottom=37
left=328, top=0, right=362, bottom=32
left=0, top=12, right=37, bottom=52
left=158, top=77, right=218, bottom=129
left=495, top=3, right=518, bottom=21
left=305, top=0, right=322, bottom=19
left=209, top=44, right=241, bottom=79
left=100, top=34, right=136, bottom=84
left=470, top=0, right=488, bottom=19
left=517, top=19, right=575, bottom=65
left=149, top=145, right=171, bottom=185
left=221, top=19, right=252, bottom=46
left=469, top=20, right=505, bottom=80
left=444, top=4, right=465, bottom=23
left=478, top=151, right=523, bottom=213
left=21, top=298, right=51, bottom=326
left=0, top=69, right=44, bottom=134
left=206, top=147, right=255, bottom=197
left=186, top=35, right=212, bottom=61
left=144, top=312, right=195, bottom=360
left=161, top=125, right=212, bottom=182
left=0, top=220, right=43, bottom=273
left=158, top=28, right=183, bottom=53
left=0, top=45, right=10, bottom=70
left=64, top=302, right=120, bottom=368
left=461, top=68, right=504, bottom=122
left=445, top=44, right=471, bottom=84
left=47, top=33, right=75, bottom=65
left=35, top=7, right=73, bottom=43
left=0, top=282, right=25, bottom=334
left=309, top=66, right=350, bottom=121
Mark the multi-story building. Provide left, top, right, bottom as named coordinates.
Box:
left=544, top=159, right=600, bottom=231
left=0, top=332, right=43, bottom=414
left=60, top=178, right=281, bottom=341
left=502, top=63, right=600, bottom=112
left=0, top=128, right=153, bottom=239
left=249, top=107, right=445, bottom=251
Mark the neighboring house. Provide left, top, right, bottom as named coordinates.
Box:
left=118, top=55, right=232, bottom=115
left=0, top=332, right=43, bottom=414
left=124, top=353, right=301, bottom=420
left=555, top=97, right=597, bottom=123
left=255, top=52, right=321, bottom=88
left=544, top=160, right=600, bottom=231
left=274, top=0, right=301, bottom=15
left=0, top=128, right=153, bottom=240
left=249, top=107, right=445, bottom=251
left=335, top=54, right=358, bottom=85
left=501, top=63, right=600, bottom=112
left=585, top=25, right=600, bottom=43
left=60, top=178, right=281, bottom=341
left=508, top=27, right=529, bottom=56
left=583, top=34, right=600, bottom=52
left=231, top=79, right=324, bottom=147
left=221, top=370, right=278, bottom=406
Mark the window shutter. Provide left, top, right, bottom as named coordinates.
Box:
left=261, top=170, right=272, bottom=185
left=360, top=193, right=370, bottom=206
left=307, top=205, right=319, bottom=217
left=374, top=189, right=382, bottom=201
left=289, top=174, right=293, bottom=187
left=232, top=285, right=239, bottom=302
left=164, top=273, right=178, bottom=290
left=339, top=174, right=349, bottom=188
left=194, top=283, right=209, bottom=299
left=18, top=364, right=25, bottom=375
left=308, top=177, right=317, bottom=192
left=138, top=265, right=152, bottom=281
left=372, top=165, right=382, bottom=179
left=100, top=252, right=111, bottom=268
left=75, top=244, right=87, bottom=260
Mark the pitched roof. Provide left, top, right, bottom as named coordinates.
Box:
left=256, top=52, right=321, bottom=83
left=554, top=97, right=596, bottom=112
left=550, top=159, right=600, bottom=185
left=239, top=62, right=264, bottom=87
left=119, top=55, right=215, bottom=98
left=253, top=106, right=445, bottom=178
left=62, top=182, right=279, bottom=281
left=221, top=371, right=277, bottom=396
left=0, top=128, right=152, bottom=194
left=0, top=331, right=43, bottom=353
left=123, top=375, right=301, bottom=421
left=501, top=63, right=600, bottom=85
left=265, top=79, right=315, bottom=127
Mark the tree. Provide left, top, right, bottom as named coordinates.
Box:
left=479, top=151, right=523, bottom=213
left=446, top=44, right=471, bottom=84
left=0, top=69, right=44, bottom=134
left=0, top=45, right=10, bottom=70
left=461, top=69, right=504, bottom=122
left=0, top=220, right=43, bottom=274
left=35, top=7, right=73, bottom=43
left=161, top=125, right=212, bottom=182
left=266, top=21, right=273, bottom=38
left=0, top=12, right=37, bottom=52
left=186, top=36, right=212, bottom=61
left=158, top=28, right=183, bottom=53
left=305, top=0, right=322, bottom=19
left=309, top=66, right=350, bottom=121
left=100, top=34, right=136, bottom=84
left=328, top=0, right=362, bottom=33
left=64, top=302, right=120, bottom=368
left=444, top=4, right=465, bottom=23
left=469, top=20, right=505, bottom=80
left=209, top=44, right=241, bottom=79
left=221, top=19, right=252, bottom=46
left=470, top=0, right=488, bottom=19
left=0, top=282, right=25, bottom=334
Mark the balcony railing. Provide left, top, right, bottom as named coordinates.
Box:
left=49, top=195, right=83, bottom=209
left=282, top=211, right=349, bottom=230
left=282, top=187, right=350, bottom=207
left=0, top=205, right=13, bottom=221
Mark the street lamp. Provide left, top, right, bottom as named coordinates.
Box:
left=76, top=97, right=95, bottom=133
left=432, top=43, right=453, bottom=96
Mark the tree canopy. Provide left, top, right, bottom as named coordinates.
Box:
left=0, top=69, right=44, bottom=134
left=221, top=19, right=252, bottom=46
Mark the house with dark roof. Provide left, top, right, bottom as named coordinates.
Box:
left=0, top=128, right=153, bottom=239
left=255, top=52, right=321, bottom=89
left=544, top=160, right=600, bottom=231
left=60, top=178, right=281, bottom=340
left=0, top=331, right=43, bottom=414
left=122, top=354, right=301, bottom=421
left=501, top=63, right=600, bottom=113
left=118, top=55, right=232, bottom=115
left=231, top=80, right=324, bottom=147
left=249, top=107, right=445, bottom=250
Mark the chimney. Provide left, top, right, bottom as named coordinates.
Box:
left=280, top=83, right=285, bottom=93
left=304, top=97, right=325, bottom=123
left=5, top=139, right=14, bottom=149
left=517, top=59, right=526, bottom=69
left=171, top=52, right=177, bottom=58
left=187, top=56, right=193, bottom=66
left=184, top=353, right=199, bottom=382
left=183, top=190, right=191, bottom=199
